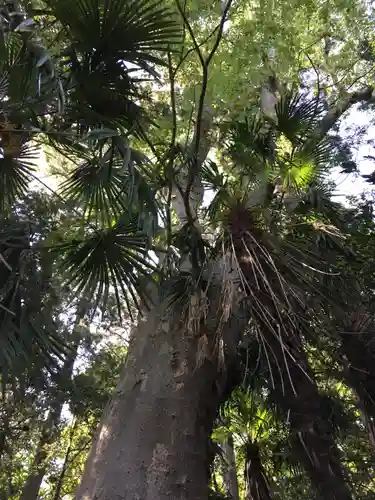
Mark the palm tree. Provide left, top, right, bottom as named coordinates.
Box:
left=0, top=0, right=181, bottom=372
left=2, top=2, right=375, bottom=499
left=203, top=93, right=356, bottom=499
left=217, top=389, right=276, bottom=500
left=75, top=88, right=370, bottom=498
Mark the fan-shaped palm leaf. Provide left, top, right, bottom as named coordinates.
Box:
left=275, top=92, right=325, bottom=144
left=59, top=152, right=128, bottom=225
left=0, top=142, right=39, bottom=211
left=46, top=0, right=181, bottom=62
left=0, top=222, right=67, bottom=375
left=60, top=214, right=156, bottom=317
left=227, top=116, right=275, bottom=170
left=45, top=0, right=181, bottom=132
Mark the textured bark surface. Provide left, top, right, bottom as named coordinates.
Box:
left=341, top=329, right=375, bottom=422
left=245, top=442, right=273, bottom=500
left=229, top=220, right=353, bottom=500
left=265, top=328, right=352, bottom=500
left=222, top=433, right=240, bottom=500
left=339, top=309, right=375, bottom=450
left=76, top=298, right=247, bottom=500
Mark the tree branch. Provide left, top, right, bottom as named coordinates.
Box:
left=306, top=86, right=375, bottom=149
left=182, top=0, right=233, bottom=225
left=174, top=0, right=205, bottom=67
left=166, top=50, right=177, bottom=245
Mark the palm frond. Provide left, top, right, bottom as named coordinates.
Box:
left=59, top=150, right=128, bottom=225
left=0, top=313, right=66, bottom=376
left=47, top=0, right=181, bottom=62
left=275, top=92, right=325, bottom=144
left=201, top=160, right=226, bottom=190
left=0, top=220, right=67, bottom=375
left=59, top=214, right=156, bottom=317
left=227, top=115, right=275, bottom=169
left=43, top=0, right=180, bottom=132
left=0, top=142, right=39, bottom=211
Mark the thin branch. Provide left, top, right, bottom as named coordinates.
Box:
left=305, top=85, right=375, bottom=150
left=194, top=0, right=233, bottom=156
left=166, top=50, right=176, bottom=245
left=174, top=25, right=220, bottom=76
left=174, top=0, right=205, bottom=67
left=305, top=53, right=321, bottom=95
left=168, top=51, right=178, bottom=151
left=183, top=0, right=233, bottom=225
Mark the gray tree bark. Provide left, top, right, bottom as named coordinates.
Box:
left=222, top=433, right=240, bottom=500
left=76, top=295, right=248, bottom=500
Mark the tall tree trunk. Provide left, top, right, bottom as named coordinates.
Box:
left=340, top=315, right=375, bottom=423
left=244, top=441, right=273, bottom=500
left=263, top=323, right=352, bottom=500
left=338, top=308, right=375, bottom=450
left=222, top=433, right=240, bottom=500
left=76, top=295, right=247, bottom=500
left=229, top=221, right=352, bottom=500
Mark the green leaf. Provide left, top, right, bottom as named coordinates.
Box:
left=83, top=128, right=121, bottom=141
left=59, top=215, right=156, bottom=317
left=0, top=142, right=38, bottom=211
left=46, top=0, right=181, bottom=62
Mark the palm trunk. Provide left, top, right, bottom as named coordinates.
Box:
left=244, top=441, right=273, bottom=500
left=222, top=433, right=240, bottom=500
left=76, top=295, right=247, bottom=500
left=263, top=323, right=352, bottom=500
left=229, top=223, right=352, bottom=500
left=338, top=309, right=375, bottom=450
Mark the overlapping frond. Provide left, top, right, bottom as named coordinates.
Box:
left=0, top=142, right=39, bottom=211
left=0, top=214, right=66, bottom=375
left=59, top=214, right=156, bottom=318
left=275, top=92, right=326, bottom=144
left=44, top=0, right=181, bottom=133
left=46, top=0, right=181, bottom=61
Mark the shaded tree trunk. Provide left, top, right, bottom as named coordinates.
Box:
left=229, top=221, right=352, bottom=500
left=264, top=324, right=352, bottom=500
left=244, top=441, right=273, bottom=500
left=222, top=433, right=240, bottom=500
left=338, top=308, right=375, bottom=450
left=76, top=295, right=247, bottom=500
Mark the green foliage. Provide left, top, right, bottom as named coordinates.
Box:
left=2, top=0, right=375, bottom=498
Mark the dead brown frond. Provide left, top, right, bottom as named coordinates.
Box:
left=185, top=289, right=208, bottom=336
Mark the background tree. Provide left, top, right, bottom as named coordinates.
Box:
left=1, top=0, right=375, bottom=499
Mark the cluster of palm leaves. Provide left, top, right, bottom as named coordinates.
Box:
left=1, top=1, right=375, bottom=499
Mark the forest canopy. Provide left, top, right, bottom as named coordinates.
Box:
left=1, top=0, right=375, bottom=499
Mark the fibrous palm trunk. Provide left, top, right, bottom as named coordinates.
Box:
left=244, top=441, right=273, bottom=500
left=229, top=217, right=352, bottom=500
left=76, top=294, right=247, bottom=500
left=261, top=318, right=352, bottom=500
left=339, top=309, right=375, bottom=450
